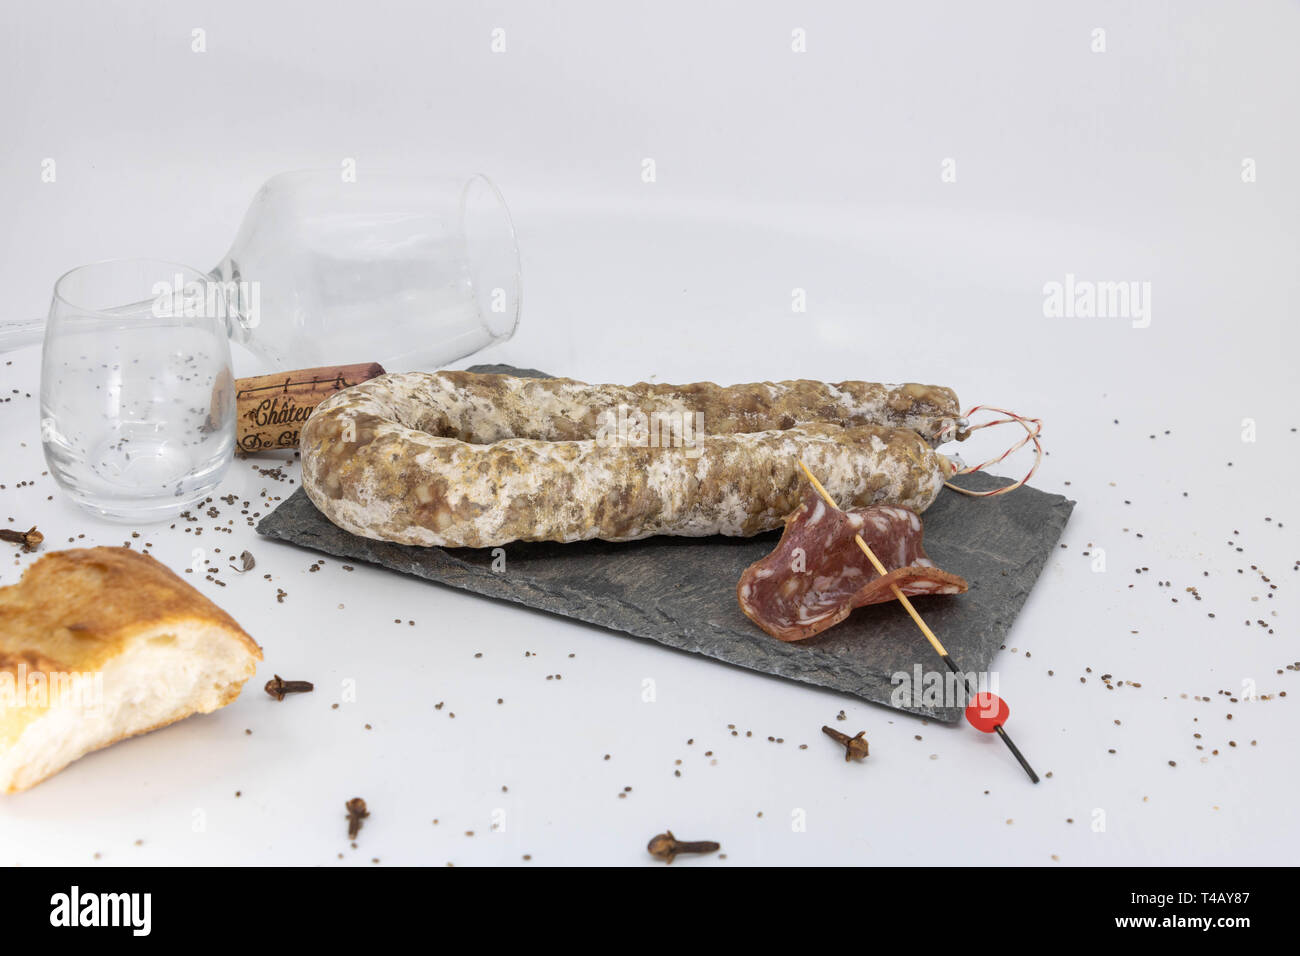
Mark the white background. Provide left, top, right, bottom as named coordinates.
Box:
left=1, top=1, right=1297, bottom=865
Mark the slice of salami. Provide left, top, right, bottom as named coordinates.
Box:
left=737, top=485, right=968, bottom=642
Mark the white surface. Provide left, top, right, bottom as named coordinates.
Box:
left=1, top=1, right=1297, bottom=866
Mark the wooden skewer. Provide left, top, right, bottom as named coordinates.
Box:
left=797, top=460, right=1039, bottom=783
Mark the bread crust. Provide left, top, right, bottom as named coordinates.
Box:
left=0, top=548, right=262, bottom=792
left=0, top=547, right=260, bottom=676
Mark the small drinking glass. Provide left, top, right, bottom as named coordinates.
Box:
left=41, top=259, right=236, bottom=522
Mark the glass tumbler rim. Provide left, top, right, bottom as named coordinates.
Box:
left=51, top=257, right=217, bottom=315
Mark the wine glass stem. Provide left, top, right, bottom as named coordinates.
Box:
left=0, top=315, right=48, bottom=351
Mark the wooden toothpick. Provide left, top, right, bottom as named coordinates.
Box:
left=797, top=460, right=1038, bottom=783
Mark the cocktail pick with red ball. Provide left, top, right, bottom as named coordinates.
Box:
left=798, top=461, right=1039, bottom=783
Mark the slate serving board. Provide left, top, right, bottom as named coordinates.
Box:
left=257, top=365, right=1074, bottom=721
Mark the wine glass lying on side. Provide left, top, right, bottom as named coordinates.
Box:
left=2, top=170, right=523, bottom=372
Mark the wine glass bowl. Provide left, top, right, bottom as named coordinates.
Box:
left=213, top=170, right=522, bottom=371
left=2, top=170, right=523, bottom=374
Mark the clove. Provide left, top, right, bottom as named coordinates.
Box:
left=264, top=675, right=314, bottom=701
left=0, top=526, right=43, bottom=551
left=822, top=725, right=869, bottom=762
left=646, top=830, right=720, bottom=864
left=345, top=797, right=369, bottom=839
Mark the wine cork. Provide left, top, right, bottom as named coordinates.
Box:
left=233, top=362, right=385, bottom=455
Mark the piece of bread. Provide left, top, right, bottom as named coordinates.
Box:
left=0, top=547, right=261, bottom=794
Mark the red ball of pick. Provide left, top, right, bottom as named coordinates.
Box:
left=965, top=692, right=1009, bottom=733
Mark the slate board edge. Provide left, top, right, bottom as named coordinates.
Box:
left=254, top=488, right=978, bottom=719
